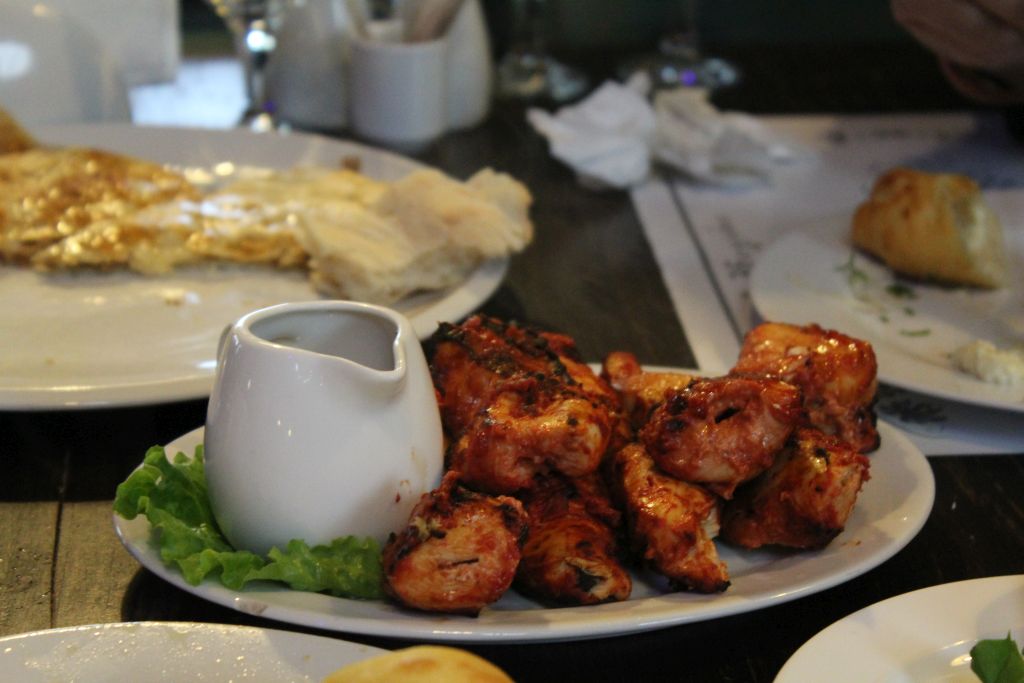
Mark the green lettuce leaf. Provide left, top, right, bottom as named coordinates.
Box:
left=971, top=634, right=1024, bottom=683
left=114, top=445, right=384, bottom=600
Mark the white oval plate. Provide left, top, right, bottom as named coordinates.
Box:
left=114, top=416, right=935, bottom=644
left=750, top=215, right=1024, bottom=413
left=0, top=124, right=507, bottom=410
left=775, top=575, right=1024, bottom=682
left=0, top=621, right=385, bottom=682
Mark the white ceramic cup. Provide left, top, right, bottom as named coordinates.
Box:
left=203, top=300, right=444, bottom=556
left=348, top=35, right=447, bottom=151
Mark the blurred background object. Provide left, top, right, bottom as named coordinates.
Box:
left=481, top=0, right=976, bottom=112
left=495, top=0, right=589, bottom=101
left=0, top=1, right=132, bottom=124
left=615, top=1, right=739, bottom=90
left=154, top=0, right=984, bottom=133
left=204, top=0, right=286, bottom=130
left=265, top=0, right=354, bottom=130
left=35, top=0, right=181, bottom=87
left=442, top=0, right=494, bottom=130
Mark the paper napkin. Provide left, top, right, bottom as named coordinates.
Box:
left=526, top=75, right=656, bottom=190
left=528, top=75, right=811, bottom=189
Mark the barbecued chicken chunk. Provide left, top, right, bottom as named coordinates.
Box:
left=731, top=322, right=880, bottom=453
left=428, top=316, right=622, bottom=494
left=610, top=443, right=729, bottom=593
left=639, top=376, right=802, bottom=499
left=383, top=472, right=528, bottom=615
left=601, top=351, right=696, bottom=429
left=515, top=473, right=632, bottom=605
left=721, top=428, right=871, bottom=549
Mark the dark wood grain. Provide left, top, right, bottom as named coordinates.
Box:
left=52, top=502, right=142, bottom=629
left=0, top=502, right=56, bottom=635
left=1, top=45, right=1023, bottom=683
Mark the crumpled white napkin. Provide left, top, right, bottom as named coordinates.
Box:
left=526, top=75, right=656, bottom=190
left=527, top=74, right=811, bottom=189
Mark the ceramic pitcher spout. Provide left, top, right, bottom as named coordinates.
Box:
left=245, top=302, right=411, bottom=396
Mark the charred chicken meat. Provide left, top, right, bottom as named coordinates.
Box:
left=610, top=442, right=730, bottom=593
left=731, top=322, right=880, bottom=453
left=381, top=316, right=877, bottom=614
left=427, top=315, right=622, bottom=495
left=638, top=376, right=802, bottom=499
left=382, top=471, right=528, bottom=615
left=515, top=473, right=633, bottom=605
left=721, top=428, right=871, bottom=549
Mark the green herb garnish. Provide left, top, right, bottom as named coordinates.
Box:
left=971, top=633, right=1024, bottom=683
left=885, top=282, right=917, bottom=299
left=837, top=253, right=869, bottom=287
left=899, top=328, right=931, bottom=337
left=114, top=445, right=384, bottom=599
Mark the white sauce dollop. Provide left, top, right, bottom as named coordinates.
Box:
left=950, top=340, right=1024, bottom=385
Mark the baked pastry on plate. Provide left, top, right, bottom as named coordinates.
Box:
left=851, top=167, right=1006, bottom=288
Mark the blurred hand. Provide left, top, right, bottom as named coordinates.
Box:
left=892, top=0, right=1024, bottom=103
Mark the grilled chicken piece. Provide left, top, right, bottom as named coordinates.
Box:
left=515, top=473, right=632, bottom=605
left=428, top=315, right=622, bottom=494
left=382, top=472, right=528, bottom=615
left=731, top=322, right=880, bottom=453
left=721, top=428, right=871, bottom=549
left=601, top=351, right=696, bottom=429
left=638, top=376, right=802, bottom=499
left=610, top=443, right=730, bottom=593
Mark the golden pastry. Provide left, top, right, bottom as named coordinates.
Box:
left=322, top=646, right=513, bottom=683
left=851, top=167, right=1006, bottom=288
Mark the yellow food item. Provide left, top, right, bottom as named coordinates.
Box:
left=0, top=112, right=534, bottom=304
left=0, top=147, right=200, bottom=263
left=851, top=167, right=1006, bottom=288
left=28, top=167, right=379, bottom=274
left=0, top=108, right=36, bottom=154
left=323, top=646, right=514, bottom=683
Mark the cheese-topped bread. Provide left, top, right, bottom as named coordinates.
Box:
left=851, top=167, right=1006, bottom=288
left=0, top=147, right=200, bottom=263
left=0, top=108, right=36, bottom=154
left=0, top=105, right=534, bottom=304
left=30, top=167, right=384, bottom=274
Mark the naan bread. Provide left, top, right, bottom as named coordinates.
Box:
left=301, top=168, right=533, bottom=303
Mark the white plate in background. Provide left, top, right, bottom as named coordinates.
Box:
left=0, top=621, right=385, bottom=682
left=775, top=575, right=1024, bottom=683
left=114, top=415, right=934, bottom=644
left=0, top=124, right=506, bottom=410
left=750, top=215, right=1024, bottom=413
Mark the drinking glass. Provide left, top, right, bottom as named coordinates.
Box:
left=205, top=0, right=286, bottom=131
left=496, top=0, right=589, bottom=101
left=618, top=1, right=739, bottom=90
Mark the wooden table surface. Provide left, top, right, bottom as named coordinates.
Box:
left=2, top=46, right=1023, bottom=682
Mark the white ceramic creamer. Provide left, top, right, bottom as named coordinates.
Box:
left=203, top=301, right=444, bottom=556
